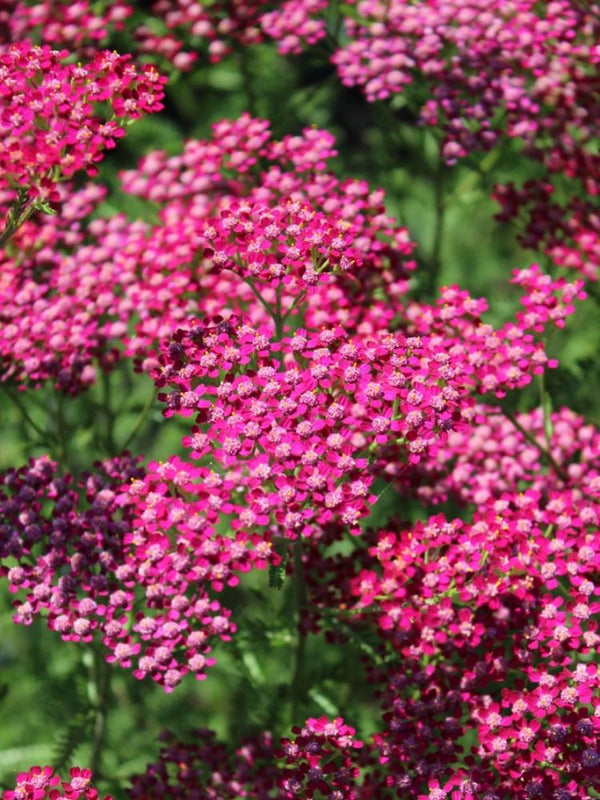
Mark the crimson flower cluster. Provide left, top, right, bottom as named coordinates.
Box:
left=494, top=182, right=600, bottom=282
left=127, top=718, right=363, bottom=799
left=276, top=717, right=364, bottom=799
left=127, top=728, right=276, bottom=798
left=299, top=492, right=600, bottom=795
left=294, top=400, right=600, bottom=798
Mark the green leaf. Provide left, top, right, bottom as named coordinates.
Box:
left=308, top=689, right=338, bottom=717
left=269, top=542, right=289, bottom=590
left=52, top=710, right=93, bottom=772
left=241, top=652, right=265, bottom=687
left=542, top=389, right=554, bottom=443
left=269, top=561, right=287, bottom=590
left=35, top=201, right=57, bottom=217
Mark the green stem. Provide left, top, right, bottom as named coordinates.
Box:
left=237, top=46, right=258, bottom=115
left=3, top=386, right=50, bottom=441
left=89, top=650, right=110, bottom=779
left=101, top=370, right=116, bottom=456
left=120, top=385, right=158, bottom=452
left=290, top=538, right=307, bottom=724
left=0, top=189, right=36, bottom=248
left=555, top=578, right=572, bottom=602
left=429, top=156, right=445, bottom=295
left=539, top=372, right=553, bottom=451
left=274, top=285, right=284, bottom=340
left=55, top=393, right=69, bottom=470
left=502, top=408, right=568, bottom=482
left=282, top=290, right=308, bottom=323
left=242, top=275, right=275, bottom=320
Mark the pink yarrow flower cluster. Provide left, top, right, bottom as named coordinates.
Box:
left=331, top=1, right=600, bottom=166
left=0, top=453, right=267, bottom=691
left=0, top=116, right=416, bottom=393
left=123, top=454, right=272, bottom=690
left=0, top=42, right=165, bottom=194
left=0, top=195, right=149, bottom=392
left=403, top=266, right=585, bottom=397
left=260, top=0, right=328, bottom=55
left=121, top=114, right=416, bottom=347
left=399, top=404, right=600, bottom=506
left=300, top=480, right=600, bottom=796
left=203, top=197, right=361, bottom=292
left=2, top=766, right=109, bottom=800
left=5, top=1, right=132, bottom=55
left=327, top=0, right=600, bottom=283
left=134, top=0, right=266, bottom=65
left=134, top=0, right=328, bottom=65
left=147, top=315, right=472, bottom=536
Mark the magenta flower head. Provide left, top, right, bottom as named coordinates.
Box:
left=148, top=315, right=473, bottom=539
left=0, top=42, right=165, bottom=193
left=277, top=716, right=363, bottom=799
left=2, top=765, right=111, bottom=800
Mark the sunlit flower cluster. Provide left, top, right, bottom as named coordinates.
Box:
left=0, top=42, right=165, bottom=192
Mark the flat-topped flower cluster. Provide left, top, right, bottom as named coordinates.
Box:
left=0, top=42, right=165, bottom=192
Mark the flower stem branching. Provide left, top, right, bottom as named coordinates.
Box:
left=120, top=385, right=158, bottom=452
left=501, top=407, right=568, bottom=482
left=4, top=385, right=51, bottom=442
